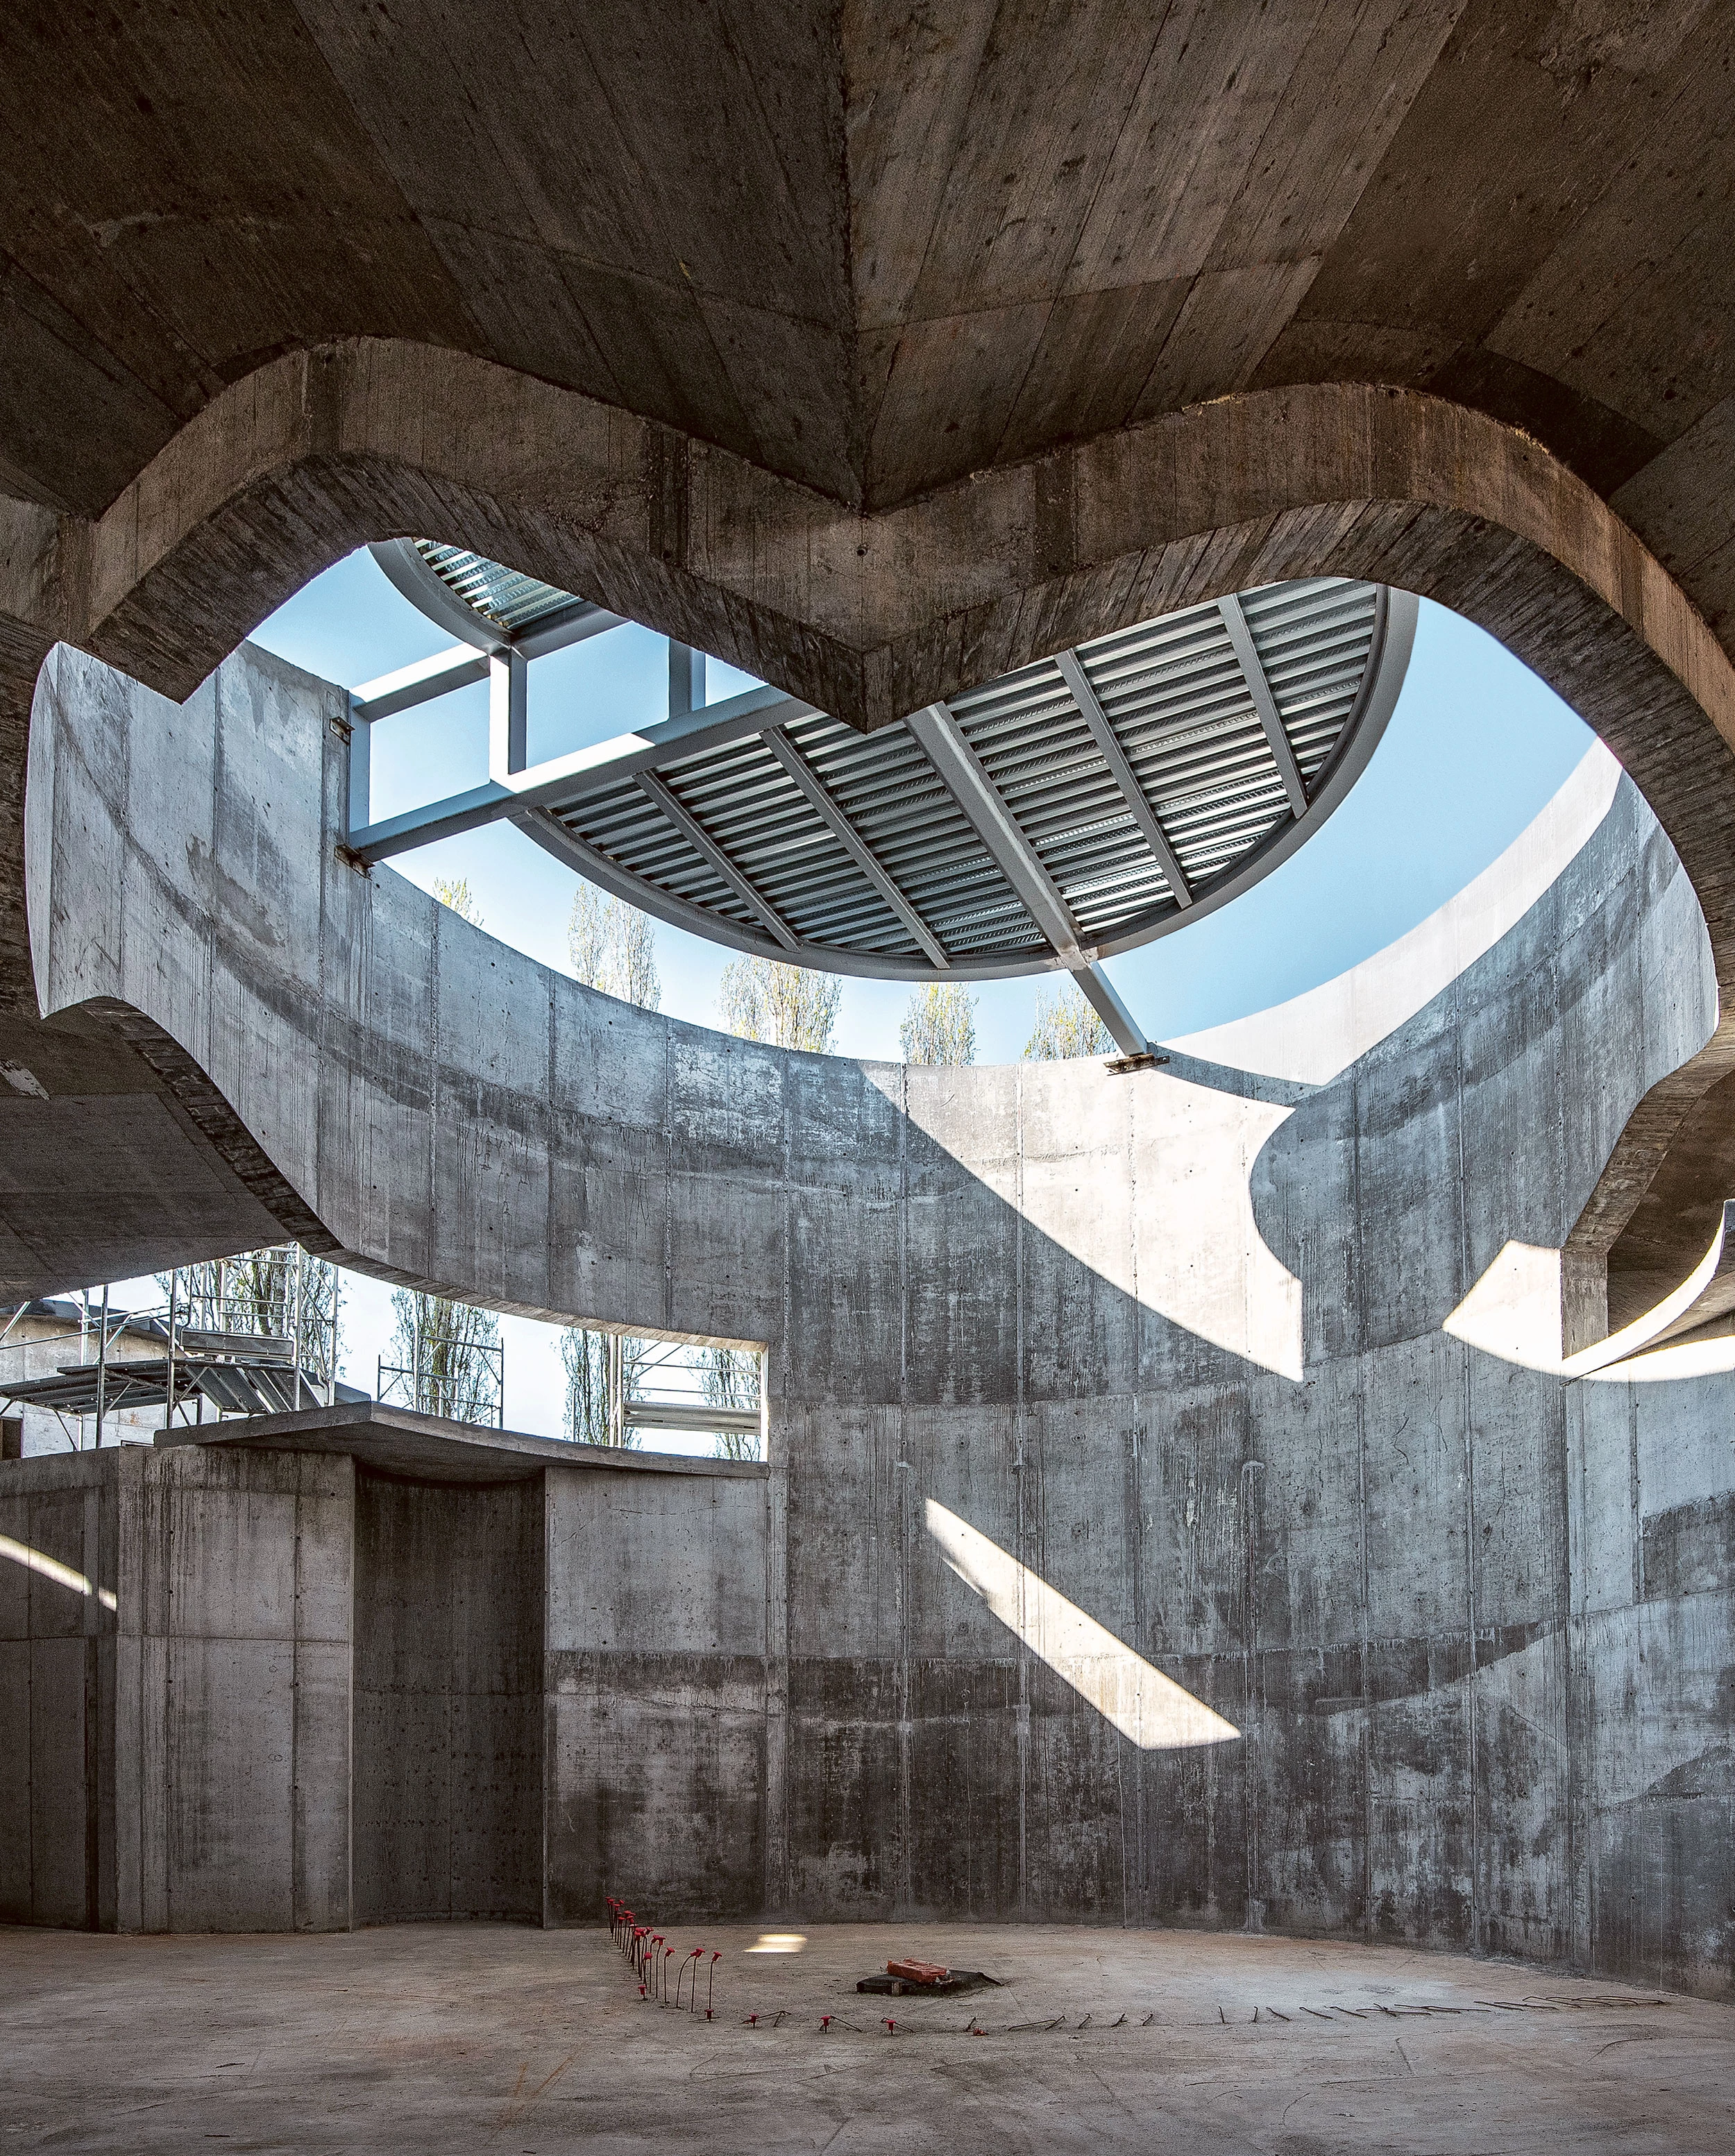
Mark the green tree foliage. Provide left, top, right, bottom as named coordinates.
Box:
left=569, top=881, right=661, bottom=1009
left=702, top=1346, right=762, bottom=1461
left=432, top=875, right=482, bottom=925
left=1022, top=977, right=1113, bottom=1060
left=387, top=1289, right=501, bottom=1423
left=559, top=1328, right=648, bottom=1447
left=718, top=956, right=840, bottom=1053
left=899, top=981, right=978, bottom=1066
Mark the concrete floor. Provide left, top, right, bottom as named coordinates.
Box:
left=1, top=1924, right=1730, bottom=2153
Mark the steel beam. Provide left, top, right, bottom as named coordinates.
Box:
left=904, top=702, right=1083, bottom=958
left=352, top=645, right=489, bottom=722
left=636, top=769, right=802, bottom=951
left=761, top=727, right=951, bottom=969
left=514, top=599, right=628, bottom=661
left=1219, top=593, right=1307, bottom=818
left=346, top=685, right=813, bottom=862
left=346, top=697, right=372, bottom=834
left=1071, top=960, right=1151, bottom=1060
left=668, top=641, right=705, bottom=718
left=1054, top=648, right=1193, bottom=907
left=489, top=647, right=528, bottom=778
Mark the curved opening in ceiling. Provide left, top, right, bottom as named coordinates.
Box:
left=353, top=539, right=1416, bottom=989
left=244, top=543, right=1596, bottom=1067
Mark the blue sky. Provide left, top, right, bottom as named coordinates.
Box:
left=94, top=552, right=1594, bottom=1445
left=254, top=550, right=1593, bottom=1062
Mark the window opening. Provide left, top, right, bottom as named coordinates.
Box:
left=561, top=1328, right=763, bottom=1460
left=0, top=1247, right=344, bottom=1450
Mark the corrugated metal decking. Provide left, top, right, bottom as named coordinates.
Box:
left=361, top=541, right=1415, bottom=987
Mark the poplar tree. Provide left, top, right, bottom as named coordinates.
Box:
left=899, top=981, right=978, bottom=1065
left=718, top=956, right=840, bottom=1053
left=1022, top=978, right=1113, bottom=1060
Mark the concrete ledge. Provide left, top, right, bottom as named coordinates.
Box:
left=153, top=1401, right=768, bottom=1486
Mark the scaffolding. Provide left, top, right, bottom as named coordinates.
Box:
left=376, top=1306, right=505, bottom=1427
left=616, top=1336, right=762, bottom=1454
left=0, top=1250, right=344, bottom=1448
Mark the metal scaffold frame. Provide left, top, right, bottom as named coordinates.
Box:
left=0, top=1248, right=342, bottom=1448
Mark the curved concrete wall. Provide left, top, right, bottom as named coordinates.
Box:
left=22, top=640, right=1735, bottom=1996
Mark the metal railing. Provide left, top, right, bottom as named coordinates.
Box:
left=0, top=1248, right=341, bottom=1448
left=377, top=1335, right=505, bottom=1427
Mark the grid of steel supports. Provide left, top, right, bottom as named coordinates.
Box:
left=352, top=545, right=1416, bottom=1020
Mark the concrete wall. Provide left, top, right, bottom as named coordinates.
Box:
left=545, top=1461, right=772, bottom=1924
left=1, top=1442, right=352, bottom=1933
left=19, top=642, right=1735, bottom=1995
left=354, top=1471, right=543, bottom=1925
left=0, top=1450, right=112, bottom=1927
left=1, top=1438, right=776, bottom=1934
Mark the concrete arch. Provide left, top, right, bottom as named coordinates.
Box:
left=5, top=348, right=1735, bottom=1343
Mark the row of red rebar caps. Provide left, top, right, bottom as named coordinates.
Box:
left=608, top=1898, right=721, bottom=2017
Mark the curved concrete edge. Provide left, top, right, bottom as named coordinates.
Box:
left=5, top=355, right=1735, bottom=1325
left=19, top=637, right=1708, bottom=1361
left=0, top=351, right=1726, bottom=751
left=1444, top=1199, right=1735, bottom=1385
left=1171, top=738, right=1627, bottom=1087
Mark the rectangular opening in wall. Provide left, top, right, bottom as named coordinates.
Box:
left=562, top=1328, right=765, bottom=1461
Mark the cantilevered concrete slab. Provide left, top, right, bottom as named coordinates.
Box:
left=155, top=1400, right=768, bottom=1486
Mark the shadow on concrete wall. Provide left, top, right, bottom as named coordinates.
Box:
left=10, top=641, right=1735, bottom=1996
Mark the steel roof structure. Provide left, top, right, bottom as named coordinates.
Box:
left=357, top=541, right=1416, bottom=1054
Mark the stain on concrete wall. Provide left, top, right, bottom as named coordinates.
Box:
left=354, top=1472, right=543, bottom=1924
left=17, top=644, right=1735, bottom=1996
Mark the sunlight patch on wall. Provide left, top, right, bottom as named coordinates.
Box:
left=1135, top=1076, right=1303, bottom=1382
left=875, top=745, right=1632, bottom=1391
left=0, top=1532, right=117, bottom=1611
left=1444, top=1219, right=1735, bottom=1382
left=926, top=1500, right=1239, bottom=1750
left=1443, top=1240, right=1565, bottom=1369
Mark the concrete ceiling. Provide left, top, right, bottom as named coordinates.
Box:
left=1, top=1, right=1734, bottom=1345
left=3, top=1, right=1732, bottom=611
